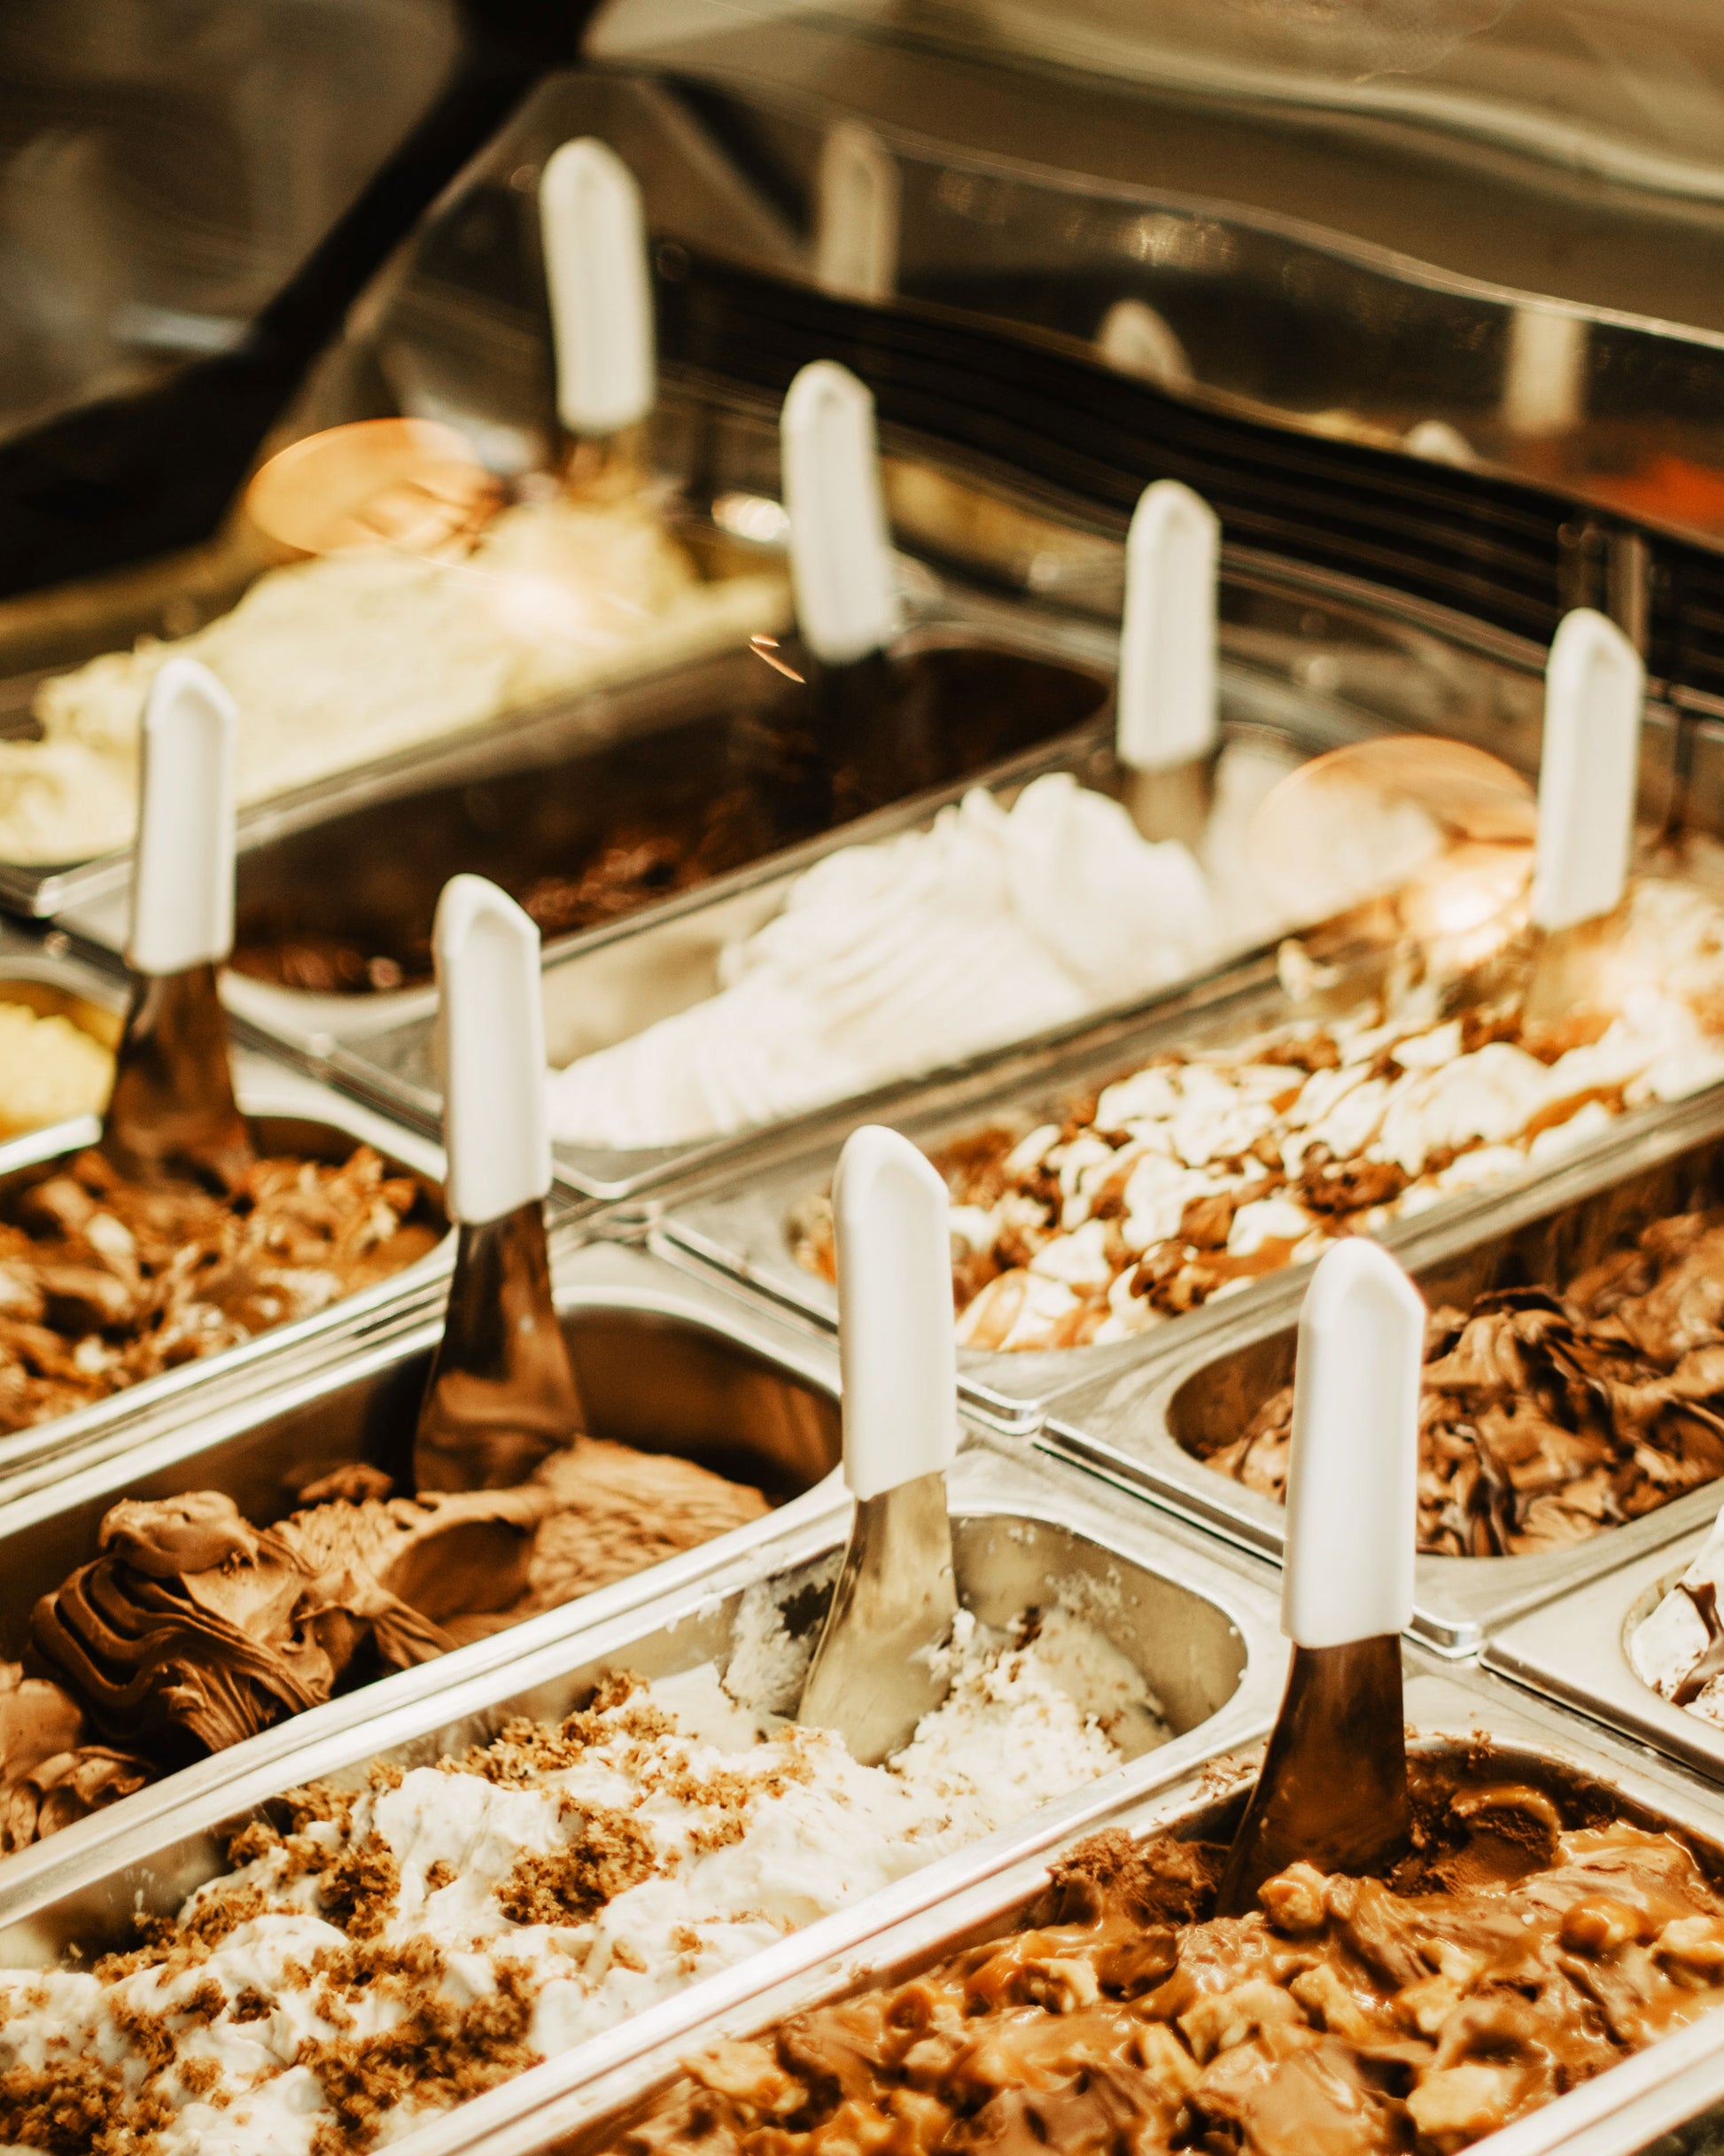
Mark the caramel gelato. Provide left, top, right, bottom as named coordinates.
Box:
left=27, top=1446, right=770, bottom=1795
left=0, top=1575, right=1161, bottom=2148
left=611, top=1769, right=1724, bottom=2156
left=787, top=881, right=1724, bottom=1354
left=1207, top=1207, right=1724, bottom=1557
left=0, top=1660, right=146, bottom=1855
left=0, top=1146, right=440, bottom=1433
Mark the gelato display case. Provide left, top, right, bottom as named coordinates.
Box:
left=18, top=11, right=1724, bottom=2156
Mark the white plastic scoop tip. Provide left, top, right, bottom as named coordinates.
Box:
left=834, top=1124, right=958, bottom=1500
left=1116, top=478, right=1220, bottom=775
left=1282, top=1240, right=1425, bottom=1651
left=129, top=657, right=237, bottom=978
left=540, top=138, right=656, bottom=439
left=433, top=875, right=550, bottom=1226
left=781, top=359, right=900, bottom=667
left=1530, top=607, right=1643, bottom=934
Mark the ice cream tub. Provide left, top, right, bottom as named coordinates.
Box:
left=0, top=1236, right=846, bottom=1854
left=290, top=1664, right=1724, bottom=2156
left=0, top=1030, right=456, bottom=1493
left=0, top=1438, right=1285, bottom=2151
left=1483, top=1525, right=1724, bottom=1793
left=334, top=646, right=1411, bottom=1218
left=59, top=599, right=1115, bottom=1076
left=0, top=513, right=792, bottom=923
left=654, top=855, right=1724, bottom=1439
left=1044, top=1084, right=1724, bottom=1657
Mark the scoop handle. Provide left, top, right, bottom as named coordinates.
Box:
left=1283, top=1241, right=1425, bottom=1650
left=433, top=876, right=550, bottom=1226
left=834, top=1125, right=958, bottom=1501
left=540, top=138, right=656, bottom=439
left=128, top=658, right=237, bottom=977
left=1116, top=479, right=1220, bottom=774
left=1530, top=607, right=1643, bottom=934
left=781, top=360, right=900, bottom=666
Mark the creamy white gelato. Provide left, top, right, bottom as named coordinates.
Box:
left=0, top=1000, right=112, bottom=1135
left=547, top=748, right=1300, bottom=1152
left=0, top=1576, right=1162, bottom=2152
left=0, top=495, right=788, bottom=865
left=1630, top=1505, right=1724, bottom=1725
left=849, top=876, right=1724, bottom=1355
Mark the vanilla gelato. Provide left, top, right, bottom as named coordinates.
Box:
left=0, top=494, right=788, bottom=865
left=0, top=1573, right=1162, bottom=2151
left=788, top=878, right=1724, bottom=1354
left=547, top=744, right=1299, bottom=1153
left=0, top=1000, right=111, bottom=1135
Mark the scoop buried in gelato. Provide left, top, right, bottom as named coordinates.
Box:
left=604, top=1766, right=1724, bottom=2156
left=785, top=878, right=1724, bottom=1354
left=0, top=490, right=788, bottom=868
left=1205, top=1205, right=1724, bottom=1557
left=0, top=1144, right=440, bottom=1433
left=22, top=1444, right=771, bottom=1817
left=0, top=1568, right=1163, bottom=2148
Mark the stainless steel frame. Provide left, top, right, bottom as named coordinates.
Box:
left=1044, top=1082, right=1724, bottom=1655
left=335, top=1663, right=1724, bottom=2156
left=0, top=1436, right=1286, bottom=2156
left=0, top=928, right=457, bottom=1489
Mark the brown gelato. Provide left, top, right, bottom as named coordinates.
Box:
left=1202, top=1208, right=1724, bottom=1557
left=613, top=1771, right=1724, bottom=2156
left=26, top=1440, right=769, bottom=1800
left=0, top=1661, right=147, bottom=1854
left=0, top=1144, right=441, bottom=1433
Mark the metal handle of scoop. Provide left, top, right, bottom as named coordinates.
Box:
left=413, top=876, right=582, bottom=1493
left=798, top=1125, right=959, bottom=1763
left=102, top=658, right=252, bottom=1190
left=1116, top=479, right=1220, bottom=850
left=1218, top=1239, right=1425, bottom=1913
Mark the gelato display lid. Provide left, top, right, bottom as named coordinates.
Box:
left=583, top=0, right=1724, bottom=557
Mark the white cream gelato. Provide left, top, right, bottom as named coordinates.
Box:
left=547, top=750, right=1300, bottom=1152
left=1630, top=1505, right=1724, bottom=1726
left=0, top=1578, right=1162, bottom=2152
left=0, top=1000, right=112, bottom=1135
left=0, top=495, right=788, bottom=865
left=891, top=876, right=1724, bottom=1353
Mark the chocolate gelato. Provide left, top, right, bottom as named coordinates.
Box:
left=28, top=1444, right=769, bottom=1776
left=1204, top=1208, right=1724, bottom=1557
left=0, top=1661, right=146, bottom=1854
left=0, top=1144, right=440, bottom=1433
left=613, top=1769, right=1724, bottom=2156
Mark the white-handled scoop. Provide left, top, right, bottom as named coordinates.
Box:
left=781, top=360, right=899, bottom=669
left=1217, top=1239, right=1425, bottom=1913
left=797, top=1124, right=959, bottom=1763
left=540, top=137, right=656, bottom=458
left=1116, top=479, right=1220, bottom=850
left=101, top=657, right=252, bottom=1190
left=413, top=876, right=583, bottom=1493
left=1522, top=607, right=1643, bottom=1024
